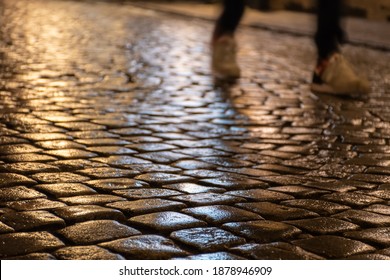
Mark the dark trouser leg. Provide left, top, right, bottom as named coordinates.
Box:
left=212, top=0, right=245, bottom=41
left=315, top=0, right=345, bottom=60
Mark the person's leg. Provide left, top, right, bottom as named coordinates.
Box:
left=211, top=0, right=245, bottom=79
left=315, top=0, right=344, bottom=60
left=212, top=0, right=245, bottom=42
left=312, top=0, right=369, bottom=95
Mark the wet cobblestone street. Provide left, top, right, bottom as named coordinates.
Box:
left=0, top=0, right=390, bottom=260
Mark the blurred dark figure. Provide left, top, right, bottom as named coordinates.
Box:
left=211, top=0, right=369, bottom=96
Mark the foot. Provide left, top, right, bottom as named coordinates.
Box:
left=311, top=53, right=370, bottom=96
left=211, top=35, right=241, bottom=79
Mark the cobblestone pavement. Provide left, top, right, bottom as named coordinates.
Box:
left=0, top=0, right=389, bottom=260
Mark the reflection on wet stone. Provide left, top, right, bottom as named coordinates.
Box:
left=59, top=194, right=125, bottom=205
left=32, top=172, right=90, bottom=183
left=129, top=211, right=207, bottom=232
left=77, top=167, right=140, bottom=178
left=86, top=178, right=150, bottom=191
left=238, top=202, right=319, bottom=221
left=53, top=205, right=126, bottom=222
left=183, top=205, right=262, bottom=224
left=173, top=193, right=245, bottom=206
left=135, top=173, right=194, bottom=184
left=58, top=220, right=141, bottom=244
left=223, top=221, right=301, bottom=243
left=163, top=182, right=225, bottom=194
left=107, top=199, right=186, bottom=215
left=100, top=235, right=189, bottom=259
left=33, top=183, right=96, bottom=197
left=176, top=251, right=246, bottom=260
left=171, top=227, right=246, bottom=252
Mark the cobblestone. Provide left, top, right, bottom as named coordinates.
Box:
left=33, top=183, right=96, bottom=198
left=107, top=199, right=186, bottom=215
left=100, top=235, right=189, bottom=259
left=86, top=178, right=149, bottom=191
left=0, top=210, right=65, bottom=231
left=237, top=202, right=319, bottom=221
left=58, top=220, right=140, bottom=245
left=163, top=182, right=224, bottom=194
left=0, top=0, right=389, bottom=260
left=0, top=232, right=64, bottom=258
left=4, top=253, right=56, bottom=260
left=176, top=251, right=246, bottom=260
left=173, top=193, right=245, bottom=206
left=182, top=205, right=262, bottom=225
left=281, top=199, right=351, bottom=215
left=113, top=188, right=182, bottom=199
left=293, top=236, right=376, bottom=259
left=286, top=217, right=360, bottom=234
left=0, top=221, right=14, bottom=233
left=53, top=205, right=126, bottom=223
left=129, top=211, right=207, bottom=232
left=0, top=186, right=46, bottom=202
left=332, top=209, right=390, bottom=227
left=171, top=227, right=246, bottom=252
left=54, top=245, right=125, bottom=260
left=59, top=194, right=125, bottom=205
left=344, top=227, right=390, bottom=246
left=5, top=198, right=66, bottom=211
left=0, top=173, right=37, bottom=188
left=231, top=242, right=324, bottom=260
left=223, top=220, right=302, bottom=243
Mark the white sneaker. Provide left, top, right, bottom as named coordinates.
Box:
left=311, top=53, right=370, bottom=96
left=211, top=35, right=241, bottom=79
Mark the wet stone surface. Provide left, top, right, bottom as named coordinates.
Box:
left=293, top=236, right=376, bottom=259
left=129, top=211, right=207, bottom=232
left=183, top=205, right=262, bottom=225
left=175, top=251, right=246, bottom=260
left=231, top=242, right=324, bottom=260
left=223, top=221, right=302, bottom=243
left=237, top=202, right=320, bottom=221
left=0, top=232, right=65, bottom=257
left=53, top=205, right=126, bottom=223
left=0, top=210, right=66, bottom=231
left=100, top=235, right=189, bottom=259
left=54, top=245, right=125, bottom=260
left=344, top=227, right=390, bottom=246
left=107, top=199, right=186, bottom=215
left=33, top=183, right=97, bottom=198
left=58, top=220, right=141, bottom=245
left=171, top=227, right=246, bottom=252
left=0, top=186, right=46, bottom=202
left=285, top=217, right=360, bottom=234
left=0, top=0, right=389, bottom=259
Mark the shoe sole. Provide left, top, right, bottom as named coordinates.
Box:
left=310, top=83, right=337, bottom=94
left=311, top=83, right=366, bottom=98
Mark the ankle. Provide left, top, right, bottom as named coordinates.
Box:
left=315, top=52, right=340, bottom=75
